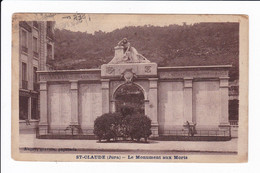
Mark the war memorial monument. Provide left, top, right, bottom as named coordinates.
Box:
left=37, top=38, right=231, bottom=139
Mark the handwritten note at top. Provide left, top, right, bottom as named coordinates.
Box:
left=62, top=13, right=91, bottom=23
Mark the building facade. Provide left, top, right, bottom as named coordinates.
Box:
left=19, top=21, right=55, bottom=133
left=228, top=79, right=239, bottom=137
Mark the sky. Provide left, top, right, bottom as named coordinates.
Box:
left=14, top=13, right=242, bottom=34
left=53, top=14, right=194, bottom=33
left=52, top=14, right=240, bottom=34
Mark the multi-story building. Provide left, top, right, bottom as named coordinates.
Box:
left=228, top=79, right=239, bottom=137
left=229, top=79, right=239, bottom=123
left=19, top=21, right=55, bottom=133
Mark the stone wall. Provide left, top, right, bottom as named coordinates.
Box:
left=48, top=84, right=71, bottom=129
left=192, top=81, right=220, bottom=129
left=158, top=81, right=184, bottom=132
left=157, top=66, right=231, bottom=134
left=37, top=65, right=231, bottom=136
left=38, top=70, right=101, bottom=134
left=79, top=83, right=102, bottom=132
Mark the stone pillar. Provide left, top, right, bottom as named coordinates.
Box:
left=101, top=79, right=110, bottom=114
left=110, top=100, right=116, bottom=113
left=149, top=78, right=159, bottom=137
left=28, top=97, right=32, bottom=120
left=144, top=99, right=150, bottom=117
left=70, top=80, right=79, bottom=126
left=39, top=81, right=48, bottom=135
left=219, top=77, right=230, bottom=130
left=183, top=77, right=193, bottom=126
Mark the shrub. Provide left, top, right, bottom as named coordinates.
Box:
left=119, top=105, right=144, bottom=117
left=127, top=114, right=152, bottom=142
left=94, top=111, right=152, bottom=142
left=120, top=105, right=135, bottom=117
left=93, top=113, right=121, bottom=142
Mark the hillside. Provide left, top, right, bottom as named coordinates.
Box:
left=51, top=23, right=239, bottom=81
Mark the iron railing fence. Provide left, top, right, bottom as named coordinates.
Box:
left=229, top=120, right=238, bottom=126
left=162, top=129, right=231, bottom=137
left=36, top=128, right=94, bottom=136
left=36, top=128, right=231, bottom=138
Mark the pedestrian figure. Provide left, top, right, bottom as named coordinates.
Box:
left=186, top=121, right=197, bottom=137
left=186, top=121, right=192, bottom=136
left=192, top=123, right=197, bottom=136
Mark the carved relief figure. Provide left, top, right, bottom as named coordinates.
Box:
left=109, top=38, right=150, bottom=64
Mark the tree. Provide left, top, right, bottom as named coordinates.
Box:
left=53, top=23, right=239, bottom=82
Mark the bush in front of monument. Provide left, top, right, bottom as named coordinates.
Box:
left=127, top=114, right=152, bottom=142
left=94, top=111, right=152, bottom=142
left=93, top=113, right=121, bottom=142
left=119, top=105, right=135, bottom=117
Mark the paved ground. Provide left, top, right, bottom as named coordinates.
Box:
left=19, top=134, right=237, bottom=154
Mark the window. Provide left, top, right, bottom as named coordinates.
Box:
left=33, top=67, right=39, bottom=91
left=21, top=30, right=27, bottom=47
left=21, top=29, right=28, bottom=53
left=33, top=21, right=39, bottom=29
left=22, top=62, right=27, bottom=89
left=46, top=21, right=54, bottom=40
left=33, top=67, right=37, bottom=83
left=22, top=62, right=27, bottom=81
left=19, top=96, right=29, bottom=120
left=33, top=37, right=39, bottom=58
left=33, top=37, right=38, bottom=52
left=47, top=21, right=52, bottom=31
left=229, top=99, right=239, bottom=121
left=47, top=44, right=52, bottom=60
left=31, top=98, right=39, bottom=120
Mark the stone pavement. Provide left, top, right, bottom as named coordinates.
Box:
left=19, top=134, right=237, bottom=153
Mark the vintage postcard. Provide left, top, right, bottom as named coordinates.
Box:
left=11, top=13, right=248, bottom=162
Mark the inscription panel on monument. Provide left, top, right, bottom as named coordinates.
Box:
left=158, top=81, right=184, bottom=128
left=79, top=83, right=102, bottom=129
left=193, top=81, right=221, bottom=127
left=159, top=70, right=228, bottom=79
left=48, top=84, right=71, bottom=129
left=39, top=72, right=101, bottom=81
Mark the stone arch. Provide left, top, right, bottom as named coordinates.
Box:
left=112, top=82, right=147, bottom=101
left=112, top=82, right=147, bottom=115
